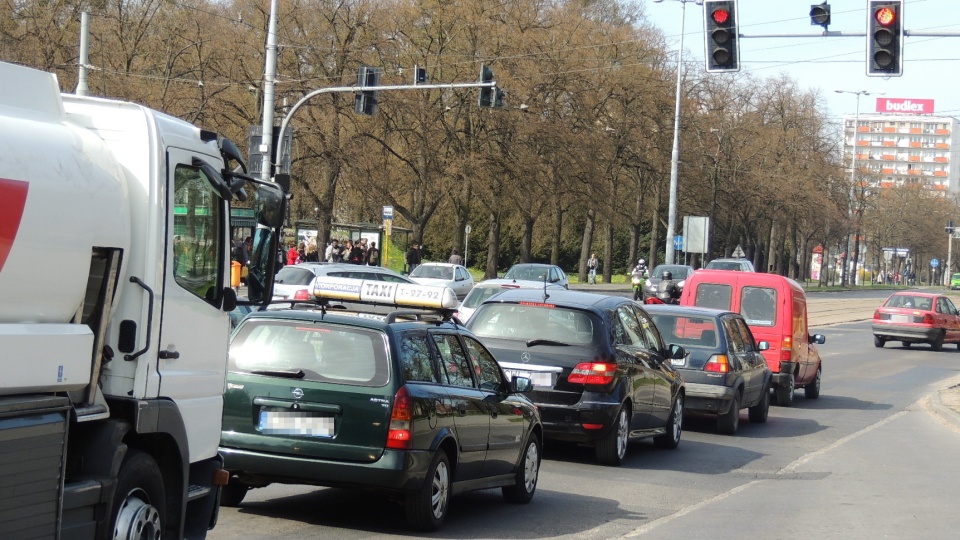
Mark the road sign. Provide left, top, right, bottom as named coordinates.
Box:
left=674, top=235, right=683, bottom=251
left=931, top=258, right=940, bottom=268
left=732, top=244, right=745, bottom=258
left=382, top=206, right=393, bottom=220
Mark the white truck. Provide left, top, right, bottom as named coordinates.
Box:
left=0, top=61, right=285, bottom=539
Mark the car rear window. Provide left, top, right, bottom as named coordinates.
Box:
left=650, top=314, right=719, bottom=349
left=504, top=267, right=549, bottom=281
left=694, top=283, right=733, bottom=310
left=275, top=266, right=317, bottom=286
left=884, top=295, right=931, bottom=310
left=229, top=319, right=390, bottom=386
left=462, top=286, right=508, bottom=309
left=740, top=286, right=777, bottom=326
left=468, top=303, right=595, bottom=345
left=411, top=266, right=453, bottom=280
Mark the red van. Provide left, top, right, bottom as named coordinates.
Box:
left=679, top=270, right=826, bottom=406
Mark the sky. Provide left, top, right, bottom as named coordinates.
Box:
left=645, top=0, right=960, bottom=128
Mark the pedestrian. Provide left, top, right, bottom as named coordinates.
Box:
left=406, top=242, right=422, bottom=273
left=240, top=236, right=252, bottom=284
left=349, top=240, right=365, bottom=265
left=325, top=239, right=338, bottom=262
left=448, top=249, right=463, bottom=266
left=587, top=252, right=599, bottom=284
left=366, top=242, right=380, bottom=266
left=304, top=242, right=319, bottom=262
left=286, top=241, right=299, bottom=266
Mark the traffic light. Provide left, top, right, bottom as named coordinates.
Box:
left=809, top=2, right=831, bottom=29
left=354, top=65, right=380, bottom=115
left=703, top=1, right=740, bottom=73
left=867, top=1, right=904, bottom=77
left=478, top=64, right=496, bottom=108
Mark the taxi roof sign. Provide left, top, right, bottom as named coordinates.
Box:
left=313, top=277, right=459, bottom=309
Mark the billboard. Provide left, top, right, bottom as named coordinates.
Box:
left=875, top=98, right=935, bottom=114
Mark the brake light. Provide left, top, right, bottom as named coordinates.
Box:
left=780, top=336, right=793, bottom=361
left=873, top=310, right=881, bottom=320
left=386, top=386, right=413, bottom=449
left=293, top=288, right=312, bottom=301
left=567, top=362, right=617, bottom=385
left=922, top=313, right=934, bottom=324
left=704, top=354, right=730, bottom=373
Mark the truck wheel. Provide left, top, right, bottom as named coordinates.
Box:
left=775, top=374, right=795, bottom=407
left=804, top=366, right=822, bottom=399
left=219, top=479, right=249, bottom=507
left=748, top=383, right=770, bottom=423
left=717, top=392, right=741, bottom=435
left=654, top=395, right=683, bottom=449
left=111, top=450, right=165, bottom=540
left=405, top=450, right=450, bottom=531
left=873, top=335, right=885, bottom=348
left=595, top=406, right=630, bottom=466
left=503, top=435, right=540, bottom=503
left=931, top=331, right=945, bottom=351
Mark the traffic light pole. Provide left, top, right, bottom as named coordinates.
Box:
left=271, top=81, right=497, bottom=179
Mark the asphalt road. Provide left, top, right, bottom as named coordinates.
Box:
left=211, top=289, right=960, bottom=539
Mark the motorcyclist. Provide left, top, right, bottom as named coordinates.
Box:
left=656, top=270, right=681, bottom=304
left=631, top=259, right=648, bottom=301
left=632, top=259, right=648, bottom=277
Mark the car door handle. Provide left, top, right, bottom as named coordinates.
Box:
left=457, top=402, right=467, bottom=416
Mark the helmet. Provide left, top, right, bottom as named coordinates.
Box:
left=662, top=271, right=673, bottom=281
left=638, top=259, right=645, bottom=265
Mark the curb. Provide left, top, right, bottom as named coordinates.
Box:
left=928, top=384, right=960, bottom=431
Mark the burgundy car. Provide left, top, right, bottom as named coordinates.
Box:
left=872, top=292, right=960, bottom=350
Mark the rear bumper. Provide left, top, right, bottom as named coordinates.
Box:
left=219, top=446, right=432, bottom=493
left=683, top=382, right=736, bottom=415
left=535, top=396, right=621, bottom=443
left=771, top=362, right=798, bottom=388
left=871, top=323, right=939, bottom=342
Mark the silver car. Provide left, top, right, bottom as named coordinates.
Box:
left=408, top=262, right=475, bottom=300
left=704, top=258, right=756, bottom=272
left=456, top=279, right=565, bottom=323
left=643, top=264, right=695, bottom=300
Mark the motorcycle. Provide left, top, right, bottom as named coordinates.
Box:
left=631, top=269, right=647, bottom=301
left=653, top=279, right=683, bottom=305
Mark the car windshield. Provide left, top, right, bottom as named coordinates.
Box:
left=469, top=303, right=595, bottom=345
left=650, top=314, right=719, bottom=349
left=503, top=266, right=550, bottom=282
left=411, top=266, right=453, bottom=280
left=885, top=295, right=932, bottom=310
left=275, top=266, right=317, bottom=286
left=230, top=320, right=390, bottom=386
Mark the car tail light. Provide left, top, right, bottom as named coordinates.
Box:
left=779, top=336, right=793, bottom=362
left=704, top=354, right=730, bottom=373
left=386, top=386, right=413, bottom=449
left=293, top=288, right=312, bottom=301
left=567, top=362, right=617, bottom=385
left=873, top=310, right=881, bottom=320
left=922, top=313, right=934, bottom=324
left=501, top=284, right=520, bottom=289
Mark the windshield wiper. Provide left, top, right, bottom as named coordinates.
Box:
left=526, top=339, right=570, bottom=347
left=249, top=369, right=306, bottom=379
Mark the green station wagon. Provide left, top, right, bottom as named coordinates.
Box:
left=219, top=278, right=542, bottom=531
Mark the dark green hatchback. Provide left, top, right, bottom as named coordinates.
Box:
left=219, top=291, right=542, bottom=531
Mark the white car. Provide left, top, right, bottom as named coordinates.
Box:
left=408, top=262, right=475, bottom=300
left=455, top=278, right=564, bottom=323
left=273, top=263, right=414, bottom=304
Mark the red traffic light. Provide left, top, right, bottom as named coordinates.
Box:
left=874, top=7, right=895, bottom=26
left=711, top=8, right=730, bottom=25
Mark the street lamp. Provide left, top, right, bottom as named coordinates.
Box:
left=656, top=0, right=703, bottom=265
left=835, top=89, right=882, bottom=286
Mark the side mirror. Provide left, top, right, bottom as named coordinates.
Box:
left=757, top=340, right=770, bottom=351
left=668, top=343, right=686, bottom=360
left=512, top=376, right=532, bottom=393
left=810, top=334, right=826, bottom=345
left=221, top=287, right=238, bottom=312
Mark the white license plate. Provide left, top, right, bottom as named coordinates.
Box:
left=504, top=369, right=554, bottom=387
left=891, top=314, right=910, bottom=323
left=671, top=358, right=686, bottom=367
left=258, top=410, right=334, bottom=437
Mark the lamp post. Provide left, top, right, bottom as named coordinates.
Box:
left=835, top=89, right=878, bottom=287
left=656, top=0, right=703, bottom=265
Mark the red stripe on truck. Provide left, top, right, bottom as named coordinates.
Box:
left=0, top=178, right=29, bottom=272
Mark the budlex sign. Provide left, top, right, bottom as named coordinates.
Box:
left=875, top=97, right=935, bottom=114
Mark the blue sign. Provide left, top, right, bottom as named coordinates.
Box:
left=931, top=258, right=940, bottom=268
left=382, top=206, right=394, bottom=220
left=674, top=235, right=684, bottom=251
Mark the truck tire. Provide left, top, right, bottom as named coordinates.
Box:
left=748, top=383, right=770, bottom=423
left=595, top=405, right=630, bottom=466
left=776, top=374, right=795, bottom=407
left=804, top=366, right=822, bottom=399
left=405, top=450, right=450, bottom=531
left=717, top=391, right=741, bottom=435
left=111, top=450, right=165, bottom=540
left=502, top=435, right=540, bottom=504
left=654, top=394, right=683, bottom=449
left=219, top=479, right=249, bottom=507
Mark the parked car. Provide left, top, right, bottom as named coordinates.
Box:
left=872, top=292, right=960, bottom=350
left=465, top=289, right=685, bottom=466
left=273, top=262, right=414, bottom=305
left=680, top=270, right=826, bottom=407
left=950, top=273, right=960, bottom=290
left=643, top=264, right=695, bottom=301
left=220, top=280, right=542, bottom=531
left=502, top=263, right=569, bottom=289
left=408, top=262, right=475, bottom=300
left=644, top=305, right=772, bottom=435
left=456, top=279, right=565, bottom=323
left=704, top=258, right=756, bottom=272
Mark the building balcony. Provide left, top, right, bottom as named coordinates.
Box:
left=935, top=157, right=949, bottom=163
left=909, top=156, right=921, bottom=162
left=934, top=171, right=948, bottom=177
left=881, top=154, right=894, bottom=160
left=937, top=129, right=950, bottom=135
left=858, top=126, right=871, bottom=132
left=910, top=128, right=922, bottom=134
left=910, top=142, right=922, bottom=147
left=858, top=140, right=870, bottom=146
left=936, top=143, right=950, bottom=149
left=882, top=141, right=895, bottom=147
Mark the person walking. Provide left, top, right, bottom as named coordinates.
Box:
left=587, top=252, right=599, bottom=284
left=286, top=241, right=300, bottom=266
left=365, top=242, right=380, bottom=266
left=406, top=242, right=422, bottom=273
left=448, top=249, right=463, bottom=266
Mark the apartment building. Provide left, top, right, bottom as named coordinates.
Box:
left=840, top=98, right=960, bottom=193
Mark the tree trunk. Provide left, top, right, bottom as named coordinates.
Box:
left=579, top=208, right=596, bottom=282
left=521, top=215, right=534, bottom=263
left=603, top=221, right=614, bottom=284
left=551, top=198, right=563, bottom=266
left=484, top=210, right=501, bottom=279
